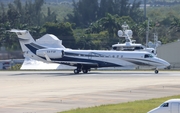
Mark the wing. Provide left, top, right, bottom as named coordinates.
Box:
left=54, top=61, right=99, bottom=68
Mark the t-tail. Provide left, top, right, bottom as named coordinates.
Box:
left=10, top=29, right=48, bottom=61
left=10, top=29, right=36, bottom=52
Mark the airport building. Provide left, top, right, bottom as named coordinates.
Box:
left=0, top=49, right=23, bottom=69
left=157, top=40, right=180, bottom=69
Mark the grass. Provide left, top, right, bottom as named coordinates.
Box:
left=59, top=95, right=180, bottom=113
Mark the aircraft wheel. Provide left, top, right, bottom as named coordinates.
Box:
left=74, top=69, right=79, bottom=74
left=155, top=70, right=159, bottom=74
left=83, top=69, right=88, bottom=73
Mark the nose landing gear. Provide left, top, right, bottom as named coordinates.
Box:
left=155, top=69, right=159, bottom=74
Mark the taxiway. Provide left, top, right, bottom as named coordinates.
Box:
left=0, top=70, right=180, bottom=113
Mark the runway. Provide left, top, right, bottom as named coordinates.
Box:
left=0, top=70, right=180, bottom=113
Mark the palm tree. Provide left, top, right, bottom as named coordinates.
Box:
left=99, top=13, right=119, bottom=36
left=170, top=17, right=180, bottom=32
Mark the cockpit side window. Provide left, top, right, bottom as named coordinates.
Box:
left=160, top=103, right=169, bottom=107
left=144, top=54, right=153, bottom=58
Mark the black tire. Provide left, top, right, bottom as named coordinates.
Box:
left=83, top=69, right=88, bottom=73
left=74, top=69, right=79, bottom=74
left=155, top=70, right=159, bottom=74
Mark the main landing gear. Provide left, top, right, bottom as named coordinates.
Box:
left=74, top=68, right=90, bottom=74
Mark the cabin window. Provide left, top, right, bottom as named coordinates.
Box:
left=160, top=103, right=169, bottom=107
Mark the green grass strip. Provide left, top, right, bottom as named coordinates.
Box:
left=59, top=95, right=180, bottom=113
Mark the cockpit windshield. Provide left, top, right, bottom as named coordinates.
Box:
left=144, top=54, right=154, bottom=58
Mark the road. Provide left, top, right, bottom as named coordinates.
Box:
left=0, top=70, right=180, bottom=113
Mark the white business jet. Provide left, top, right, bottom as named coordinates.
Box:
left=10, top=29, right=170, bottom=74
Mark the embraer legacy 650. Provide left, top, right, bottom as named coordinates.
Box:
left=10, top=29, right=170, bottom=74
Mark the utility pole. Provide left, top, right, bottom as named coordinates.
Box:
left=144, top=0, right=147, bottom=19
left=144, top=0, right=149, bottom=47
left=146, top=19, right=149, bottom=47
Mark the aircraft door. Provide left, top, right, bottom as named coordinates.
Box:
left=171, top=102, right=179, bottom=113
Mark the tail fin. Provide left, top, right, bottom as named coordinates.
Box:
left=10, top=29, right=35, bottom=52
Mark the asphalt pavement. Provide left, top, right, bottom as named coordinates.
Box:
left=0, top=70, right=180, bottom=113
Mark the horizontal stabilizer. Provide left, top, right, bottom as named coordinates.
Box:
left=10, top=29, right=31, bottom=40
left=10, top=29, right=28, bottom=33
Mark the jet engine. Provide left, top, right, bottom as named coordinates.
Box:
left=36, top=49, right=64, bottom=58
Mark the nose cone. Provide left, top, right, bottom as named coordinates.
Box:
left=163, top=60, right=170, bottom=68
left=156, top=58, right=170, bottom=69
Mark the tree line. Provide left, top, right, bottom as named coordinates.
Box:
left=66, top=0, right=143, bottom=27
left=0, top=0, right=180, bottom=51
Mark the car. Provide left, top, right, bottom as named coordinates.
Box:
left=147, top=99, right=180, bottom=113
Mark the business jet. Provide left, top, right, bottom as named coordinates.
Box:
left=10, top=29, right=170, bottom=74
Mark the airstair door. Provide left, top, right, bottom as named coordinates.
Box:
left=171, top=102, right=179, bottom=113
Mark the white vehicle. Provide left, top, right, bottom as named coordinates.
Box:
left=112, top=23, right=156, bottom=54
left=148, top=99, right=180, bottom=113
left=10, top=29, right=170, bottom=74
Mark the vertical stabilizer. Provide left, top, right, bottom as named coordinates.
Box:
left=10, top=29, right=47, bottom=62
left=10, top=29, right=35, bottom=52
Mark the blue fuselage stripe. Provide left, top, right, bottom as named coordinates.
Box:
left=50, top=56, right=122, bottom=67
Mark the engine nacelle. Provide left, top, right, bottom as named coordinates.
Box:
left=36, top=48, right=64, bottom=58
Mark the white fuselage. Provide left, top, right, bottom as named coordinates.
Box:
left=24, top=47, right=170, bottom=69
